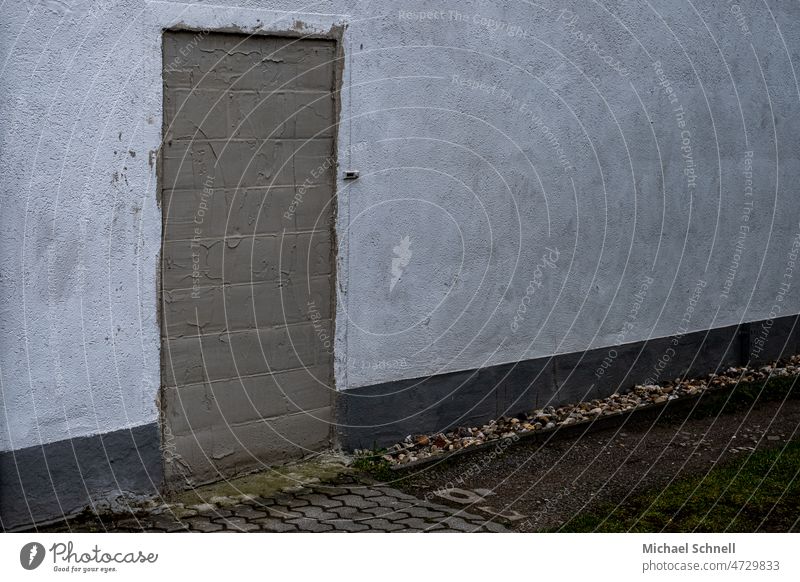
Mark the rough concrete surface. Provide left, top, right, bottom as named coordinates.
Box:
left=160, top=32, right=337, bottom=486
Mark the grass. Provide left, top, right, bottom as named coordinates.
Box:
left=561, top=438, right=800, bottom=532
left=352, top=449, right=395, bottom=482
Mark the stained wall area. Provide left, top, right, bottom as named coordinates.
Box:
left=1, top=0, right=799, bottom=528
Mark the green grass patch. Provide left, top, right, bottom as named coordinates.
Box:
left=561, top=439, right=800, bottom=532
left=352, top=449, right=395, bottom=482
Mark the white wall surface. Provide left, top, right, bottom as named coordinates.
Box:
left=2, top=0, right=799, bottom=451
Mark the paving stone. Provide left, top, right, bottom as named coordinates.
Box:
left=364, top=495, right=402, bottom=507
left=480, top=521, right=510, bottom=533
left=45, top=476, right=512, bottom=533
left=431, top=505, right=488, bottom=523
left=114, top=518, right=149, bottom=530
left=403, top=506, right=448, bottom=520
left=270, top=493, right=298, bottom=505
left=329, top=506, right=373, bottom=520
left=349, top=487, right=384, bottom=498
left=462, top=511, right=498, bottom=523
left=298, top=493, right=343, bottom=508
left=438, top=516, right=478, bottom=532
left=250, top=518, right=299, bottom=532
left=360, top=518, right=406, bottom=531
left=331, top=520, right=370, bottom=532
left=285, top=518, right=334, bottom=532
left=296, top=506, right=338, bottom=521
left=150, top=517, right=189, bottom=532
left=360, top=506, right=408, bottom=519
left=422, top=522, right=449, bottom=531
left=229, top=506, right=268, bottom=520
left=377, top=488, right=421, bottom=501
left=186, top=519, right=224, bottom=532
left=379, top=498, right=415, bottom=511
left=425, top=500, right=475, bottom=514
left=395, top=517, right=433, bottom=529
left=72, top=525, right=110, bottom=533
left=329, top=494, right=379, bottom=509
left=215, top=517, right=260, bottom=532
left=197, top=508, right=233, bottom=518
left=265, top=506, right=302, bottom=519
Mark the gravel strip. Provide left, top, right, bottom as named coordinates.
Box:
left=362, top=355, right=800, bottom=465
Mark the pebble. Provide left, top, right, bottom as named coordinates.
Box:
left=362, top=355, right=800, bottom=465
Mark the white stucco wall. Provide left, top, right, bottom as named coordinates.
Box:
left=0, top=0, right=351, bottom=452
left=2, top=0, right=799, bottom=451
left=334, top=0, right=800, bottom=389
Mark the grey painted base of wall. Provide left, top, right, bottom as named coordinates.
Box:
left=0, top=423, right=162, bottom=531
left=3, top=314, right=798, bottom=529
left=336, top=314, right=800, bottom=451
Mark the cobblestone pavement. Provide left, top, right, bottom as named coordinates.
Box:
left=46, top=475, right=508, bottom=533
